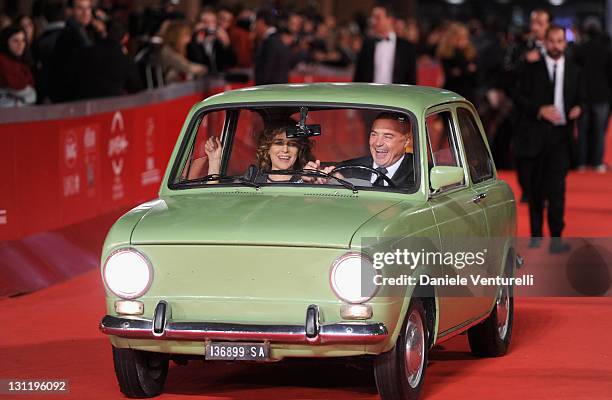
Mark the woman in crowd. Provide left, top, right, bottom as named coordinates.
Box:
left=436, top=22, right=478, bottom=103
left=159, top=20, right=207, bottom=83
left=201, top=124, right=315, bottom=183
left=0, top=25, right=36, bottom=106
left=16, top=15, right=35, bottom=45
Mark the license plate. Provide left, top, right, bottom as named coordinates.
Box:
left=205, top=342, right=270, bottom=361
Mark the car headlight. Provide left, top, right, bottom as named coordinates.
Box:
left=103, top=248, right=153, bottom=299
left=330, top=252, right=378, bottom=304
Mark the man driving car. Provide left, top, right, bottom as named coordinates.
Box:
left=305, top=112, right=415, bottom=187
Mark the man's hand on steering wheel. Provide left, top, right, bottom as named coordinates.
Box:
left=329, top=165, right=396, bottom=187
left=303, top=160, right=338, bottom=184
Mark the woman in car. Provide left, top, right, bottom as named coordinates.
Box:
left=202, top=124, right=315, bottom=183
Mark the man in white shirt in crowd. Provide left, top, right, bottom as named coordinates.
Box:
left=353, top=3, right=416, bottom=85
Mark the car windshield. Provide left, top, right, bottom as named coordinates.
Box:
left=172, top=105, right=419, bottom=192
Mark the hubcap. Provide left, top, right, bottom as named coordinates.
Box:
left=496, top=284, right=510, bottom=340
left=404, top=309, right=425, bottom=388
left=145, top=354, right=164, bottom=380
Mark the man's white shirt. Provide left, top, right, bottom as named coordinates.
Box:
left=262, top=27, right=277, bottom=40
left=373, top=32, right=396, bottom=84
left=544, top=53, right=566, bottom=126
left=371, top=155, right=404, bottom=186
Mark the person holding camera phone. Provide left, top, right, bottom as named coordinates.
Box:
left=187, top=8, right=236, bottom=74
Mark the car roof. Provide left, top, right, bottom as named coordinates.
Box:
left=199, top=83, right=466, bottom=113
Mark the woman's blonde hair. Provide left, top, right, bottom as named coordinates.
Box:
left=436, top=22, right=476, bottom=61
left=162, top=20, right=192, bottom=54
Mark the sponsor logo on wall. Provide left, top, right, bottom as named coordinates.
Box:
left=0, top=209, right=7, bottom=225
left=108, top=111, right=128, bottom=200
left=62, top=129, right=80, bottom=197
left=61, top=125, right=100, bottom=198
left=141, top=117, right=161, bottom=186
left=83, top=126, right=97, bottom=192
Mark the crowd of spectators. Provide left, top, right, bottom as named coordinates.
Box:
left=0, top=1, right=610, bottom=171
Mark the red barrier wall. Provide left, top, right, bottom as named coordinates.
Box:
left=0, top=94, right=202, bottom=242
left=0, top=88, right=210, bottom=296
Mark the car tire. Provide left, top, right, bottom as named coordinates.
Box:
left=374, top=298, right=429, bottom=400
left=112, top=346, right=169, bottom=398
left=467, top=280, right=513, bottom=357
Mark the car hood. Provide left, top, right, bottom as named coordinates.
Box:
left=130, top=192, right=403, bottom=248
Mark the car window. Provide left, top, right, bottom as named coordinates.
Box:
left=425, top=111, right=460, bottom=168
left=180, top=110, right=226, bottom=180
left=172, top=106, right=418, bottom=192
left=456, top=108, right=494, bottom=184
left=226, top=110, right=264, bottom=175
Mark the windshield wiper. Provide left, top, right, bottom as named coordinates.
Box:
left=181, top=174, right=260, bottom=189
left=267, top=168, right=358, bottom=193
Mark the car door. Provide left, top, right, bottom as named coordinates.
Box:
left=455, top=105, right=513, bottom=299
left=425, top=107, right=490, bottom=334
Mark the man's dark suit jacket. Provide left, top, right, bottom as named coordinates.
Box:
left=187, top=38, right=237, bottom=73
left=514, top=57, right=583, bottom=159
left=353, top=36, right=417, bottom=85
left=48, top=18, right=96, bottom=102
left=71, top=39, right=143, bottom=100
left=339, top=154, right=415, bottom=188
left=574, top=34, right=612, bottom=104
left=254, top=32, right=291, bottom=85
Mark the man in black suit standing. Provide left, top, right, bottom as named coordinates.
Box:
left=514, top=25, right=583, bottom=252
left=305, top=112, right=415, bottom=188
left=574, top=18, right=612, bottom=172
left=506, top=9, right=551, bottom=203
left=353, top=4, right=416, bottom=85
left=71, top=20, right=143, bottom=100
left=254, top=9, right=291, bottom=86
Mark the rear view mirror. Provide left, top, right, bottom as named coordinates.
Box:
left=285, top=124, right=321, bottom=138
left=286, top=106, right=321, bottom=138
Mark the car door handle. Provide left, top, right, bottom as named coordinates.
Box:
left=472, top=193, right=487, bottom=204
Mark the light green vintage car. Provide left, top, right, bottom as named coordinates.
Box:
left=100, top=83, right=517, bottom=399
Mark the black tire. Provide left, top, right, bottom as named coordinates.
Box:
left=468, top=281, right=513, bottom=357
left=112, top=346, right=169, bottom=398
left=374, top=298, right=429, bottom=400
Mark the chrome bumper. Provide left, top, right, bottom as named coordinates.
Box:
left=100, top=302, right=388, bottom=345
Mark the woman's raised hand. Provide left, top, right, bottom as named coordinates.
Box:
left=204, top=136, right=222, bottom=162
left=204, top=136, right=222, bottom=176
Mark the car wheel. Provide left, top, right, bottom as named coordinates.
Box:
left=468, top=280, right=513, bottom=357
left=374, top=298, right=429, bottom=400
left=112, top=346, right=169, bottom=398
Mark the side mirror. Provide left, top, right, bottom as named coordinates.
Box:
left=430, top=166, right=464, bottom=190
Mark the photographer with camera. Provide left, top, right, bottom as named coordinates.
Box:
left=187, top=7, right=236, bottom=75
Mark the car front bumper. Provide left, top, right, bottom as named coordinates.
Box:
left=100, top=315, right=388, bottom=344
left=100, top=302, right=389, bottom=345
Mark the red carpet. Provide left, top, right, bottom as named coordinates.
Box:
left=1, top=170, right=612, bottom=399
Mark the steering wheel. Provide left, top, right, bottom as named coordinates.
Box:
left=330, top=165, right=396, bottom=188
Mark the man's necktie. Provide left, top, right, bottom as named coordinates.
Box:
left=373, top=167, right=389, bottom=187
left=552, top=62, right=557, bottom=88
